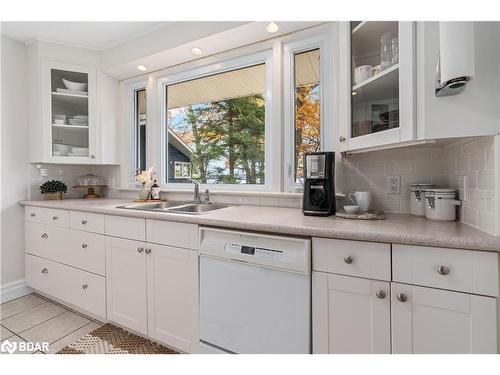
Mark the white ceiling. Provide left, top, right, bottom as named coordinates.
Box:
left=1, top=21, right=172, bottom=50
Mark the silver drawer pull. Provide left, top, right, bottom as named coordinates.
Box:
left=82, top=284, right=88, bottom=290
left=137, top=247, right=144, bottom=253
left=397, top=293, right=408, bottom=303
left=81, top=220, right=87, bottom=225
left=41, top=268, right=48, bottom=274
left=30, top=213, right=36, bottom=217
left=376, top=290, right=386, bottom=299
left=52, top=216, right=58, bottom=220
left=437, top=265, right=450, bottom=276
left=41, top=233, right=48, bottom=239
left=145, top=248, right=152, bottom=254
left=82, top=243, right=88, bottom=249
left=343, top=255, right=353, bottom=264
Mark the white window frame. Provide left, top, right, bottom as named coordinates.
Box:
left=123, top=79, right=149, bottom=187
left=156, top=50, right=274, bottom=192
left=283, top=34, right=333, bottom=192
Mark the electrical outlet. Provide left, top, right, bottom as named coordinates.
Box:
left=386, top=176, right=401, bottom=194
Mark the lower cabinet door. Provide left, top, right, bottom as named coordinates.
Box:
left=312, top=271, right=391, bottom=353
left=391, top=283, right=498, bottom=354
left=106, top=237, right=148, bottom=335
left=147, top=243, right=199, bottom=353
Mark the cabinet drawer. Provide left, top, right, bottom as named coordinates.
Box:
left=105, top=215, right=145, bottom=241
left=25, top=206, right=69, bottom=227
left=147, top=220, right=198, bottom=250
left=25, top=254, right=106, bottom=319
left=70, top=211, right=104, bottom=234
left=312, top=238, right=391, bottom=281
left=25, top=222, right=66, bottom=261
left=392, top=244, right=499, bottom=297
left=66, top=230, right=106, bottom=276
left=26, top=254, right=58, bottom=296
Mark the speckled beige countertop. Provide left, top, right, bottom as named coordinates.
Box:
left=19, top=198, right=500, bottom=252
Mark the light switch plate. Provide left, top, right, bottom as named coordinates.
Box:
left=386, top=176, right=401, bottom=194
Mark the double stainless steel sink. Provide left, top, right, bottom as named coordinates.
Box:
left=117, top=201, right=232, bottom=215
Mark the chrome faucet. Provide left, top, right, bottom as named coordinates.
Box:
left=188, top=178, right=202, bottom=203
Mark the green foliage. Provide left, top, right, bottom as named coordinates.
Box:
left=40, top=180, right=67, bottom=194
left=170, top=94, right=266, bottom=184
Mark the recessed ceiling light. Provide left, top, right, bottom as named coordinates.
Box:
left=191, top=47, right=203, bottom=55
left=266, top=22, right=279, bottom=33
left=137, top=65, right=147, bottom=72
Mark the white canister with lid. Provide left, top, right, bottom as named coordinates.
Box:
left=409, top=183, right=434, bottom=216
left=424, top=188, right=461, bottom=221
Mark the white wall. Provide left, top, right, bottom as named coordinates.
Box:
left=1, top=35, right=30, bottom=299
left=417, top=22, right=500, bottom=140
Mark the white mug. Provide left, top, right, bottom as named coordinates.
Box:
left=354, top=65, right=372, bottom=85
left=349, top=191, right=372, bottom=212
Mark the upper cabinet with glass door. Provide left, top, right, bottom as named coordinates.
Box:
left=42, top=61, right=97, bottom=163
left=339, top=22, right=415, bottom=152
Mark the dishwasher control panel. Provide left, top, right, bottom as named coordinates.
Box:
left=224, top=242, right=293, bottom=263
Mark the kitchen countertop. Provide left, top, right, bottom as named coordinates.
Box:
left=19, top=198, right=500, bottom=253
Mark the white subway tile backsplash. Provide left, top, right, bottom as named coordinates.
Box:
left=341, top=136, right=497, bottom=235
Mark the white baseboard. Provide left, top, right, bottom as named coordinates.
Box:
left=0, top=279, right=33, bottom=303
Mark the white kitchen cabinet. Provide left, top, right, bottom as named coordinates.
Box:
left=339, top=21, right=415, bottom=152
left=41, top=61, right=98, bottom=164
left=312, top=271, right=390, bottom=354
left=28, top=40, right=119, bottom=164
left=147, top=243, right=199, bottom=353
left=105, top=236, right=199, bottom=352
left=391, top=283, right=497, bottom=354
left=105, top=237, right=148, bottom=335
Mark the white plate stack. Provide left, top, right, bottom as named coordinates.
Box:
left=68, top=147, right=89, bottom=157
left=53, top=114, right=67, bottom=125
left=67, top=115, right=88, bottom=127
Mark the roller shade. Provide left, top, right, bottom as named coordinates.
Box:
left=166, top=48, right=320, bottom=110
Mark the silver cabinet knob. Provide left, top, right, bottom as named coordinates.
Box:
left=145, top=248, right=152, bottom=254
left=82, top=284, right=88, bottom=290
left=41, top=233, right=48, bottom=239
left=137, top=247, right=144, bottom=253
left=81, top=220, right=87, bottom=225
left=339, top=136, right=346, bottom=142
left=52, top=216, right=58, bottom=220
left=437, top=265, right=450, bottom=276
left=376, top=290, right=386, bottom=299
left=30, top=213, right=36, bottom=217
left=82, top=243, right=88, bottom=249
left=90, top=155, right=95, bottom=159
left=343, top=255, right=353, bottom=264
left=41, top=268, right=48, bottom=274
left=397, top=293, right=408, bottom=303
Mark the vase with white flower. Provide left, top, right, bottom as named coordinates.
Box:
left=135, top=168, right=154, bottom=200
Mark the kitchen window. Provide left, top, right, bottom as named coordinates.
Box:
left=283, top=35, right=332, bottom=191
left=160, top=52, right=272, bottom=188
left=134, top=87, right=147, bottom=172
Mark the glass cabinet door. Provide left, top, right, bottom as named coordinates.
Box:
left=50, top=68, right=90, bottom=159
left=350, top=21, right=400, bottom=139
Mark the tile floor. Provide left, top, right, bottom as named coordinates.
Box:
left=0, top=293, right=103, bottom=354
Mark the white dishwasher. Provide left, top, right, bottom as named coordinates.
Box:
left=198, top=227, right=311, bottom=354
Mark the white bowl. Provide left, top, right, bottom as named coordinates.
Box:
left=62, top=78, right=87, bottom=91
left=344, top=205, right=359, bottom=214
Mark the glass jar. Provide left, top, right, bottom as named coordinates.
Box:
left=380, top=32, right=398, bottom=70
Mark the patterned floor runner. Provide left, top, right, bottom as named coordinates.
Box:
left=57, top=324, right=178, bottom=354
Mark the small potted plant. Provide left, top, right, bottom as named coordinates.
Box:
left=40, top=180, right=67, bottom=200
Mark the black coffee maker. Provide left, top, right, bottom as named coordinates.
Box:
left=302, top=151, right=336, bottom=216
